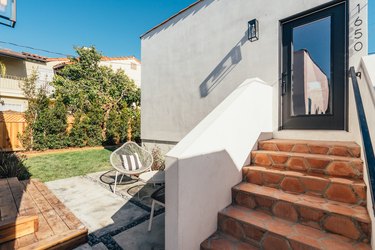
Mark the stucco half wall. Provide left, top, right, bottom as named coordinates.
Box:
left=165, top=78, right=273, bottom=250
left=141, top=0, right=368, bottom=146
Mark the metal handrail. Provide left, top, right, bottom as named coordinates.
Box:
left=349, top=66, right=375, bottom=214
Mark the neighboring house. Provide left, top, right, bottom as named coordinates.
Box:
left=50, top=56, right=142, bottom=87
left=0, top=50, right=141, bottom=112
left=141, top=0, right=375, bottom=249
left=0, top=49, right=54, bottom=112
left=100, top=56, right=141, bottom=87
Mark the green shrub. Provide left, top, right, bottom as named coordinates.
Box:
left=106, top=105, right=141, bottom=145
left=32, top=98, right=69, bottom=150
left=106, top=106, right=129, bottom=145
left=0, top=150, right=30, bottom=180
left=20, top=72, right=69, bottom=151
left=151, top=146, right=165, bottom=171
left=68, top=116, right=87, bottom=147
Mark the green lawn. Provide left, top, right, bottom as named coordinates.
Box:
left=24, top=149, right=113, bottom=182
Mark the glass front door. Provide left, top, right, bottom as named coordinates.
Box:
left=281, top=2, right=346, bottom=130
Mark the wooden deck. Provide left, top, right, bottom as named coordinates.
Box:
left=0, top=178, right=87, bottom=249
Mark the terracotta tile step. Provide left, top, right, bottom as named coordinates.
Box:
left=242, top=166, right=366, bottom=205
left=232, top=182, right=370, bottom=241
left=251, top=150, right=363, bottom=179
left=218, top=205, right=370, bottom=250
left=201, top=231, right=258, bottom=250
left=258, top=139, right=360, bottom=158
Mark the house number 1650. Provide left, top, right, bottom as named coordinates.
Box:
left=354, top=3, right=363, bottom=52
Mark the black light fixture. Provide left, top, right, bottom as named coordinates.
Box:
left=248, top=19, right=259, bottom=42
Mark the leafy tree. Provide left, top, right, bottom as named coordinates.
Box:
left=19, top=47, right=141, bottom=150
left=52, top=46, right=140, bottom=146
left=19, top=71, right=44, bottom=150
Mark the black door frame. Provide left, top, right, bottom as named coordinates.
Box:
left=279, top=1, right=348, bottom=130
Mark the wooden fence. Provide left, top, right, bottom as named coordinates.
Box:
left=0, top=111, right=74, bottom=152
left=0, top=111, right=26, bottom=151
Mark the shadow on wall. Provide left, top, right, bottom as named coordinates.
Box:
left=141, top=0, right=215, bottom=40
left=199, top=32, right=248, bottom=97
left=165, top=149, right=243, bottom=249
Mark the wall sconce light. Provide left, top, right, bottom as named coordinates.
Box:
left=248, top=19, right=259, bottom=42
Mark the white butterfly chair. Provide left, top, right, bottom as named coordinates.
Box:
left=110, top=141, right=153, bottom=193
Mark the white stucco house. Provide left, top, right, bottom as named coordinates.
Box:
left=0, top=49, right=54, bottom=112
left=140, top=0, right=375, bottom=249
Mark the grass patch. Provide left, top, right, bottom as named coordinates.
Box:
left=25, top=148, right=113, bottom=182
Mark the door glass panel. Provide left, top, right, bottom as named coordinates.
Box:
left=291, top=17, right=331, bottom=116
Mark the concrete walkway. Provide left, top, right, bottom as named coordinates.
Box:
left=113, top=214, right=164, bottom=250
left=46, top=171, right=165, bottom=250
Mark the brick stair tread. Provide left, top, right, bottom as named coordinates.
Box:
left=201, top=231, right=258, bottom=250
left=233, top=182, right=370, bottom=223
left=260, top=139, right=359, bottom=148
left=242, top=166, right=366, bottom=205
left=259, top=139, right=360, bottom=158
left=220, top=205, right=371, bottom=250
left=244, top=165, right=365, bottom=184
left=252, top=150, right=363, bottom=163
left=251, top=150, right=363, bottom=179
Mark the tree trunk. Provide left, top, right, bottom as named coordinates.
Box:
left=102, top=108, right=111, bottom=141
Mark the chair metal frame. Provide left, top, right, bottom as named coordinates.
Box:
left=148, top=186, right=165, bottom=232
left=110, top=141, right=153, bottom=193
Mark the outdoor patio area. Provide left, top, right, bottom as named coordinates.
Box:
left=45, top=170, right=165, bottom=250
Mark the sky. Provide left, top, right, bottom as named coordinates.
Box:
left=0, top=0, right=373, bottom=59
left=0, top=0, right=195, bottom=59
left=369, top=0, right=375, bottom=54
left=294, top=17, right=331, bottom=76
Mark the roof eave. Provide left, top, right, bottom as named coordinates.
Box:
left=140, top=0, right=202, bottom=39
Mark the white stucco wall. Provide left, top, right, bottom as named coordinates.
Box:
left=0, top=97, right=27, bottom=112
left=165, top=78, right=273, bottom=250
left=25, top=60, right=55, bottom=94
left=362, top=55, right=375, bottom=86
left=141, top=0, right=368, bottom=145
left=357, top=56, right=375, bottom=247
